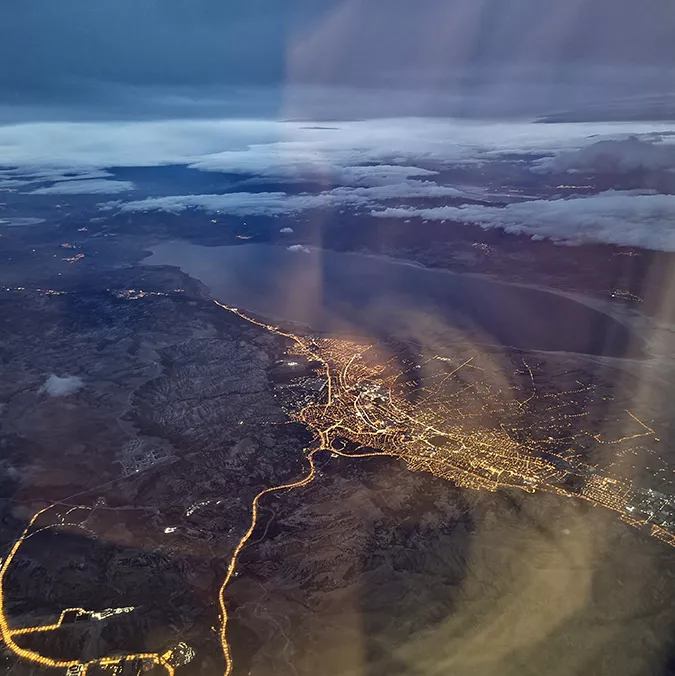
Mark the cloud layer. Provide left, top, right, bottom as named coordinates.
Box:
left=535, top=136, right=675, bottom=173
left=28, top=179, right=134, bottom=195
left=0, top=166, right=116, bottom=188
left=106, top=179, right=465, bottom=218
left=2, top=118, right=673, bottom=177
left=3, top=117, right=675, bottom=252
left=373, top=191, right=675, bottom=251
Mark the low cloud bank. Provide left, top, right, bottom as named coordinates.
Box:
left=373, top=191, right=675, bottom=251
left=28, top=179, right=135, bottom=195
left=41, top=374, right=84, bottom=397
left=1, top=118, right=673, bottom=181
left=535, top=136, right=675, bottom=173
left=102, top=179, right=464, bottom=218
left=3, top=117, right=675, bottom=253
left=105, top=192, right=319, bottom=217
left=0, top=167, right=115, bottom=189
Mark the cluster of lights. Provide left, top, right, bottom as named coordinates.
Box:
left=3, top=287, right=66, bottom=296
left=62, top=253, right=85, bottom=263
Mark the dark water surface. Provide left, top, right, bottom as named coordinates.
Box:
left=146, top=242, right=637, bottom=356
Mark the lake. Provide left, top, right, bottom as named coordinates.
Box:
left=145, top=242, right=638, bottom=357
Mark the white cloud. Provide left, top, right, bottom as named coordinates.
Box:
left=4, top=117, right=675, bottom=253
left=372, top=191, right=675, bottom=251
left=1, top=118, right=673, bottom=177
left=280, top=227, right=294, bottom=233
left=328, top=181, right=462, bottom=201
left=41, top=374, right=85, bottom=397
left=28, top=179, right=135, bottom=195
left=0, top=167, right=115, bottom=189
left=536, top=136, right=675, bottom=173
left=0, top=217, right=45, bottom=226
left=0, top=119, right=281, bottom=169
left=287, top=244, right=311, bottom=253
left=333, top=164, right=438, bottom=186
left=102, top=179, right=465, bottom=218
left=107, top=192, right=327, bottom=217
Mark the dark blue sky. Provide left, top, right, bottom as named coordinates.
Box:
left=1, top=0, right=674, bottom=117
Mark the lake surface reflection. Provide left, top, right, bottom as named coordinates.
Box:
left=146, top=242, right=637, bottom=357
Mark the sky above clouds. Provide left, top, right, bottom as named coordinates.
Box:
left=1, top=0, right=675, bottom=119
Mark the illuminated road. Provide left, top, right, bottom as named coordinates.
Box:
left=217, top=445, right=397, bottom=676
left=0, top=507, right=185, bottom=675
